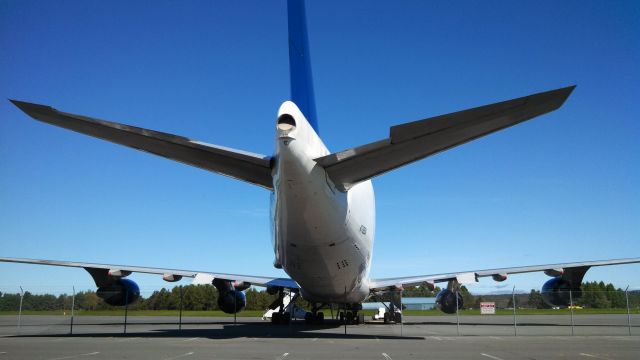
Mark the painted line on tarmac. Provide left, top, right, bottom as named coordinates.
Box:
left=426, top=336, right=455, bottom=341
left=489, top=336, right=503, bottom=340
left=381, top=353, right=393, bottom=360
left=613, top=337, right=636, bottom=341
left=47, top=351, right=100, bottom=360
left=182, top=337, right=199, bottom=342
left=580, top=353, right=611, bottom=359
left=276, top=353, right=289, bottom=360
left=480, top=353, right=505, bottom=360
left=163, top=352, right=194, bottom=360
left=49, top=338, right=73, bottom=342
left=311, top=337, right=318, bottom=342
left=116, top=337, right=139, bottom=342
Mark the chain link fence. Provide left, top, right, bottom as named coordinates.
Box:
left=1, top=285, right=638, bottom=337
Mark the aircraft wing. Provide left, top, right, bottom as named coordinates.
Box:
left=368, top=257, right=640, bottom=291
left=0, top=257, right=298, bottom=289
left=315, top=86, right=575, bottom=191
left=9, top=100, right=273, bottom=190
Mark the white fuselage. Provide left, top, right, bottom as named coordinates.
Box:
left=271, top=101, right=375, bottom=303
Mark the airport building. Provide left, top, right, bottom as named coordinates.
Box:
left=363, top=297, right=436, bottom=311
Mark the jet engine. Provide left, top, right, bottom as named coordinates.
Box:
left=217, top=290, right=247, bottom=314
left=213, top=278, right=247, bottom=314
left=96, top=278, right=140, bottom=306
left=435, top=289, right=463, bottom=314
left=541, top=277, right=580, bottom=307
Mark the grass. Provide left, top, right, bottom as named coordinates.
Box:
left=399, top=308, right=640, bottom=316
left=0, top=310, right=267, bottom=317
left=1, top=308, right=637, bottom=317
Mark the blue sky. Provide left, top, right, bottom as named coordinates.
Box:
left=1, top=0, right=638, bottom=297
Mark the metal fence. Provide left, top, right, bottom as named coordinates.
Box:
left=1, top=286, right=638, bottom=338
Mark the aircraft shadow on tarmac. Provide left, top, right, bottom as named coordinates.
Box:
left=8, top=320, right=422, bottom=340
left=8, top=318, right=634, bottom=340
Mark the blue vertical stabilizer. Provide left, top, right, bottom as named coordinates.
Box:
left=287, top=0, right=318, bottom=133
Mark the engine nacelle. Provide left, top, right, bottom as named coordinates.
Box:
left=232, top=281, right=251, bottom=291
left=541, top=277, right=580, bottom=307
left=212, top=278, right=247, bottom=314
left=217, top=290, right=247, bottom=314
left=96, top=278, right=140, bottom=306
left=436, top=289, right=463, bottom=314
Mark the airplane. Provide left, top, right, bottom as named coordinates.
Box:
left=2, top=0, right=639, bottom=325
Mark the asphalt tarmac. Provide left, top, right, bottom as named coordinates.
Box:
left=1, top=315, right=638, bottom=359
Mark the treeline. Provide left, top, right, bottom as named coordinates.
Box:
left=1, top=282, right=638, bottom=311
left=481, top=281, right=639, bottom=309
left=526, top=281, right=637, bottom=309
left=0, top=286, right=280, bottom=312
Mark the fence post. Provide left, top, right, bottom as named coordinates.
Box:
left=288, top=289, right=292, bottom=332
left=17, top=286, right=24, bottom=335
left=400, top=289, right=403, bottom=337
left=625, top=286, right=631, bottom=336
left=455, top=289, right=460, bottom=336
left=233, top=289, right=237, bottom=326
left=512, top=286, right=517, bottom=336
left=569, top=290, right=574, bottom=336
left=123, top=290, right=128, bottom=335
left=344, top=286, right=347, bottom=335
left=70, top=286, right=75, bottom=335
left=179, top=286, right=183, bottom=331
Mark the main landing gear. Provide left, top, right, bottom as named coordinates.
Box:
left=338, top=303, right=365, bottom=325
left=303, top=303, right=364, bottom=325
left=371, top=291, right=403, bottom=324
left=304, top=308, right=325, bottom=324
left=266, top=289, right=367, bottom=326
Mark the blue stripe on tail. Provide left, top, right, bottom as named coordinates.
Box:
left=287, top=0, right=318, bottom=133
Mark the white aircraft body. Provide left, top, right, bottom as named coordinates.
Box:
left=2, top=0, right=639, bottom=323
left=273, top=101, right=375, bottom=304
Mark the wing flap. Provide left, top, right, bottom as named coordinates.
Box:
left=10, top=100, right=273, bottom=189
left=316, top=86, right=575, bottom=191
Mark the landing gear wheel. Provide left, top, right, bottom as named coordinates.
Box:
left=383, top=312, right=390, bottom=324
left=272, top=312, right=281, bottom=324
left=316, top=311, right=324, bottom=324
left=394, top=313, right=402, bottom=323
left=305, top=312, right=313, bottom=324
left=339, top=311, right=345, bottom=323
left=346, top=311, right=354, bottom=325
left=358, top=313, right=365, bottom=325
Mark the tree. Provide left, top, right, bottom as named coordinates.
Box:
left=459, top=286, right=475, bottom=309
left=528, top=289, right=547, bottom=309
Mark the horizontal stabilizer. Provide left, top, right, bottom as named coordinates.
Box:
left=10, top=100, right=273, bottom=189
left=316, top=86, right=575, bottom=191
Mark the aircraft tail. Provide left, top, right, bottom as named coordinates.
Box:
left=287, top=0, right=318, bottom=133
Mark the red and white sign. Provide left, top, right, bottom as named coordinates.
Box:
left=480, top=302, right=496, bottom=315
